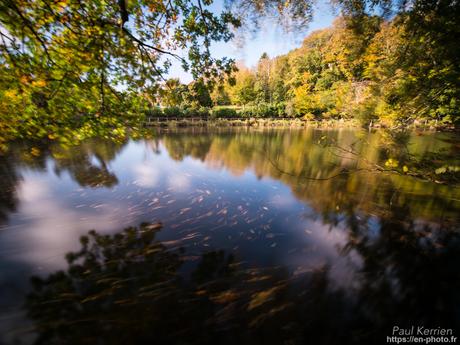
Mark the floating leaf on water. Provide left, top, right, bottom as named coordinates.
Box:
left=95, top=278, right=118, bottom=285
left=247, top=287, right=280, bottom=311
left=246, top=275, right=272, bottom=283
left=249, top=303, right=292, bottom=328
left=144, top=222, right=163, bottom=231
left=211, top=290, right=239, bottom=304
left=114, top=299, right=134, bottom=305
left=179, top=207, right=192, bottom=215
left=159, top=239, right=183, bottom=246
left=208, top=223, right=226, bottom=233
left=184, top=232, right=201, bottom=240
left=145, top=247, right=162, bottom=255
left=180, top=255, right=201, bottom=261
left=81, top=291, right=112, bottom=303
left=151, top=205, right=166, bottom=210
left=217, top=208, right=228, bottom=215
left=58, top=293, right=80, bottom=299
left=148, top=198, right=159, bottom=206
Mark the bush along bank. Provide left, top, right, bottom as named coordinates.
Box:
left=142, top=105, right=456, bottom=130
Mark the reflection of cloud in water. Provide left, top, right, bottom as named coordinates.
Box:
left=268, top=192, right=296, bottom=208
left=20, top=179, right=48, bottom=202
left=132, top=161, right=160, bottom=188
left=168, top=173, right=191, bottom=192
left=11, top=178, right=132, bottom=271
left=288, top=220, right=363, bottom=291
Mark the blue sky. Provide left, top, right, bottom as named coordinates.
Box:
left=168, top=1, right=336, bottom=83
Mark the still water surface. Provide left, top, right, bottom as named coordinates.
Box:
left=1, top=128, right=459, bottom=344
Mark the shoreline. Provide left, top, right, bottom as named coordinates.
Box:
left=142, top=118, right=457, bottom=131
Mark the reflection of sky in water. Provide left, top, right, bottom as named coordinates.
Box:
left=1, top=140, right=358, bottom=287
left=0, top=132, right=459, bottom=344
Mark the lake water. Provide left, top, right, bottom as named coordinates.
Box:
left=1, top=128, right=459, bottom=344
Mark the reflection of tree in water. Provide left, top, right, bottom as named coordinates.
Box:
left=26, top=218, right=460, bottom=344
left=52, top=139, right=125, bottom=188
left=162, top=129, right=460, bottom=221
left=337, top=201, right=460, bottom=333
left=0, top=139, right=126, bottom=223
left=0, top=154, right=19, bottom=223
left=162, top=133, right=214, bottom=161
left=26, top=223, right=347, bottom=345
left=0, top=142, right=46, bottom=223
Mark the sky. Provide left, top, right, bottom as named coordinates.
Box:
left=167, top=1, right=337, bottom=83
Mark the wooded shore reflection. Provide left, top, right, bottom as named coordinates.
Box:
left=1, top=128, right=459, bottom=225
left=26, top=218, right=460, bottom=344
left=161, top=128, right=460, bottom=222
left=0, top=128, right=459, bottom=344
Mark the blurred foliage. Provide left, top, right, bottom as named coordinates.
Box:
left=210, top=107, right=238, bottom=119
left=0, top=0, right=330, bottom=147
left=0, top=0, right=241, bottom=147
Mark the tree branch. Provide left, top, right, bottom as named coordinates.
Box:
left=5, top=0, right=54, bottom=64
left=120, top=26, right=185, bottom=63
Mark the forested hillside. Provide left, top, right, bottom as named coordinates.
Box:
left=211, top=13, right=459, bottom=125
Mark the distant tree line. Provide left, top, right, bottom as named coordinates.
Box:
left=158, top=9, right=459, bottom=126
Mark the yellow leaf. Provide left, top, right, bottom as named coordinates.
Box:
left=32, top=80, right=47, bottom=87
